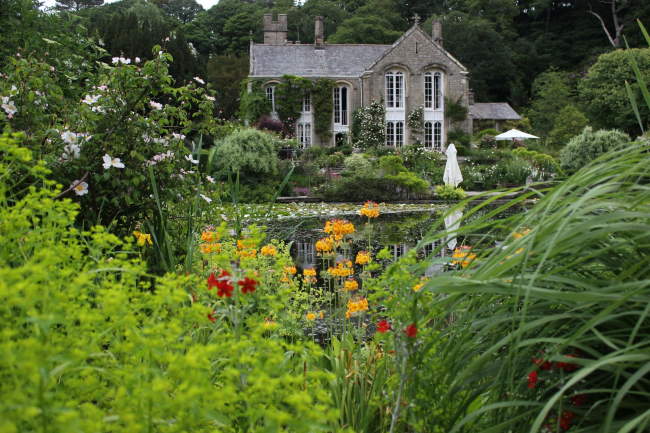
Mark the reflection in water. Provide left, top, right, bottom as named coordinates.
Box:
left=295, top=241, right=316, bottom=268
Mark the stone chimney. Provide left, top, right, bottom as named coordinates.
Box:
left=314, top=16, right=324, bottom=46
left=263, top=13, right=287, bottom=45
left=432, top=20, right=443, bottom=46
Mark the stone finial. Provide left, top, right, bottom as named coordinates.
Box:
left=412, top=13, right=421, bottom=25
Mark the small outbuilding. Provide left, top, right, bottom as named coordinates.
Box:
left=469, top=102, right=521, bottom=132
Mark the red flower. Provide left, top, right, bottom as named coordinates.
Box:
left=207, top=272, right=219, bottom=290
left=528, top=370, right=538, bottom=389
left=215, top=270, right=234, bottom=297
left=559, top=411, right=574, bottom=431
left=404, top=323, right=417, bottom=338
left=570, top=394, right=587, bottom=407
left=238, top=277, right=258, bottom=294
left=377, top=320, right=391, bottom=333
left=207, top=311, right=217, bottom=323
left=532, top=357, right=553, bottom=370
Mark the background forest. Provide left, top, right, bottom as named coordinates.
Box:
left=7, top=0, right=648, bottom=135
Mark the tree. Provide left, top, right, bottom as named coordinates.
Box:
left=547, top=105, right=589, bottom=148
left=212, top=128, right=280, bottom=176
left=206, top=55, right=249, bottom=119
left=578, top=47, right=650, bottom=135
left=55, top=0, right=104, bottom=12
left=559, top=126, right=630, bottom=173
left=328, top=16, right=402, bottom=44
left=152, top=0, right=203, bottom=24
left=527, top=69, right=575, bottom=137
left=587, top=0, right=650, bottom=48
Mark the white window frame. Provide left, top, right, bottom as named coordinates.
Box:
left=333, top=86, right=348, bottom=126
left=266, top=85, right=276, bottom=113
left=386, top=121, right=404, bottom=147
left=424, top=72, right=443, bottom=110
left=302, top=93, right=311, bottom=113
left=433, top=121, right=442, bottom=152
left=297, top=122, right=312, bottom=148
left=385, top=71, right=404, bottom=109
left=424, top=121, right=432, bottom=147
left=424, top=120, right=443, bottom=152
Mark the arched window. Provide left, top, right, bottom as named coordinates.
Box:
left=424, top=121, right=432, bottom=147
left=266, top=85, right=276, bottom=112
left=424, top=72, right=443, bottom=110
left=385, top=71, right=404, bottom=108
left=386, top=121, right=404, bottom=147
left=333, top=85, right=348, bottom=125
left=433, top=121, right=442, bottom=151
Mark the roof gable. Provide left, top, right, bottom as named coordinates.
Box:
left=365, top=24, right=468, bottom=73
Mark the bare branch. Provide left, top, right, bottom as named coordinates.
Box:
left=587, top=9, right=617, bottom=47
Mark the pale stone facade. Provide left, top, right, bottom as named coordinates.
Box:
left=249, top=14, right=518, bottom=149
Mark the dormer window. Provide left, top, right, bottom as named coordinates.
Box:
left=266, top=85, right=276, bottom=112
left=424, top=72, right=443, bottom=110
left=385, top=71, right=404, bottom=109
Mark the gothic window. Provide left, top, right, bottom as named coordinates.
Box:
left=386, top=121, right=404, bottom=147
left=333, top=86, right=348, bottom=125
left=424, top=121, right=432, bottom=147
left=266, top=85, right=275, bottom=112
left=433, top=121, right=442, bottom=151
left=302, top=93, right=311, bottom=113
left=385, top=71, right=404, bottom=108
left=424, top=72, right=443, bottom=110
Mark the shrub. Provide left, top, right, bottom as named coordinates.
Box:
left=559, top=127, right=630, bottom=174
left=448, top=129, right=472, bottom=150
left=342, top=153, right=373, bottom=177
left=479, top=134, right=497, bottom=149
left=547, top=105, right=589, bottom=148
left=212, top=128, right=280, bottom=176
left=351, top=100, right=386, bottom=149
left=378, top=155, right=408, bottom=175
left=256, top=114, right=284, bottom=134
left=434, top=184, right=467, bottom=200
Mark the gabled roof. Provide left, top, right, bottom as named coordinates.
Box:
left=365, top=24, right=468, bottom=73
left=250, top=43, right=391, bottom=78
left=469, top=103, right=521, bottom=120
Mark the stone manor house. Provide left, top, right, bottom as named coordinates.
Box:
left=249, top=14, right=520, bottom=150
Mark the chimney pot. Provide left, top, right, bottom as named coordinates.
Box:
left=432, top=20, right=443, bottom=46
left=315, top=16, right=324, bottom=46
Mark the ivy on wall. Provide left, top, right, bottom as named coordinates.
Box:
left=407, top=106, right=424, bottom=145
left=238, top=75, right=335, bottom=142
left=445, top=96, right=468, bottom=124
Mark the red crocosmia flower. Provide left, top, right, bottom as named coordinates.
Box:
left=532, top=357, right=553, bottom=370
left=207, top=272, right=219, bottom=290
left=559, top=411, right=574, bottom=431
left=207, top=311, right=217, bottom=323
left=557, top=354, right=578, bottom=372
left=215, top=270, right=234, bottom=297
left=404, top=324, right=417, bottom=338
left=238, top=277, right=258, bottom=294
left=570, top=394, right=587, bottom=407
left=377, top=320, right=391, bottom=333
left=527, top=370, right=538, bottom=389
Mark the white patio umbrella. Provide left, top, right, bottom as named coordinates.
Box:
left=494, top=129, right=540, bottom=141
left=443, top=143, right=463, bottom=187
left=444, top=208, right=463, bottom=251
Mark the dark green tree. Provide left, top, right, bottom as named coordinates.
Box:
left=328, top=16, right=402, bottom=43
left=151, top=0, right=203, bottom=23
left=206, top=55, right=250, bottom=119
left=527, top=69, right=575, bottom=137
left=55, top=0, right=104, bottom=12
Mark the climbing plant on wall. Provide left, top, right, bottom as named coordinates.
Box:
left=312, top=78, right=335, bottom=142
left=351, top=100, right=386, bottom=149
left=238, top=79, right=271, bottom=124
left=445, top=96, right=468, bottom=124
left=276, top=75, right=313, bottom=137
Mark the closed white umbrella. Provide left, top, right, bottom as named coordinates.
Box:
left=494, top=129, right=540, bottom=141
left=443, top=143, right=463, bottom=187
left=444, top=208, right=463, bottom=251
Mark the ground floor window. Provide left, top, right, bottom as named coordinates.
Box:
left=424, top=121, right=443, bottom=151
left=386, top=121, right=404, bottom=147
left=297, top=123, right=311, bottom=147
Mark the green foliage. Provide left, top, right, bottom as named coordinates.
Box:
left=206, top=55, right=249, bottom=120
left=511, top=147, right=561, bottom=178
left=378, top=155, right=408, bottom=175
left=444, top=96, right=468, bottom=124
left=212, top=128, right=280, bottom=175
left=312, top=78, right=335, bottom=142
left=342, top=153, right=373, bottom=177
left=559, top=126, right=630, bottom=174
left=352, top=100, right=386, bottom=149
left=328, top=15, right=402, bottom=44
left=434, top=184, right=467, bottom=200
left=276, top=75, right=313, bottom=136
left=447, top=129, right=471, bottom=150
left=0, top=135, right=339, bottom=433
left=239, top=79, right=272, bottom=123
left=579, top=48, right=650, bottom=134
left=546, top=104, right=589, bottom=148
left=527, top=69, right=575, bottom=137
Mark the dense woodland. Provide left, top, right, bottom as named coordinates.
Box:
left=4, top=0, right=649, bottom=133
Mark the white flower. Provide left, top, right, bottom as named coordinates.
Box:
left=172, top=133, right=186, bottom=141
left=185, top=154, right=199, bottom=165
left=102, top=154, right=125, bottom=169
left=149, top=101, right=163, bottom=110
left=71, top=180, right=88, bottom=196
left=61, top=130, right=78, bottom=144
left=200, top=194, right=212, bottom=203
left=62, top=143, right=81, bottom=160
left=205, top=95, right=215, bottom=102
left=111, top=57, right=130, bottom=65
left=82, top=94, right=101, bottom=105
left=193, top=76, right=205, bottom=85
left=135, top=57, right=141, bottom=63
left=206, top=175, right=215, bottom=184
left=2, top=97, right=17, bottom=118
